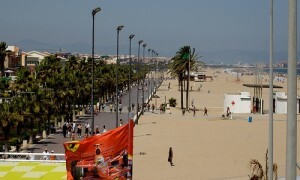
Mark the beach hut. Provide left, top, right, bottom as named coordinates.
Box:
left=273, top=92, right=300, bottom=114
left=224, top=92, right=251, bottom=113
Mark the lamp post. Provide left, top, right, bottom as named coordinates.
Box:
left=91, top=7, right=101, bottom=135
left=151, top=50, right=155, bottom=95
left=136, top=40, right=143, bottom=124
left=142, top=43, right=147, bottom=115
left=268, top=0, right=274, bottom=179
left=128, top=34, right=135, bottom=120
left=148, top=49, right=152, bottom=99
left=156, top=52, right=159, bottom=81
left=286, top=0, right=297, bottom=178
left=116, top=25, right=124, bottom=128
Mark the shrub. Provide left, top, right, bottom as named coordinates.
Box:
left=8, top=137, right=19, bottom=146
left=169, top=98, right=177, bottom=107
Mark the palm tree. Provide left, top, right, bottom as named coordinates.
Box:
left=169, top=46, right=199, bottom=109
left=0, top=42, right=8, bottom=76
left=9, top=67, right=40, bottom=144
left=249, top=149, right=278, bottom=180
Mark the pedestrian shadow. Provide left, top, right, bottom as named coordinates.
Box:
left=133, top=152, right=147, bottom=156
left=157, top=89, right=169, bottom=91
left=35, top=141, right=57, bottom=145
left=137, top=122, right=157, bottom=125
left=134, top=134, right=151, bottom=138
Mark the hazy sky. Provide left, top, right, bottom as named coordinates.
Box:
left=1, top=0, right=299, bottom=60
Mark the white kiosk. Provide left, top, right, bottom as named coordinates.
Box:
left=273, top=92, right=300, bottom=114
left=224, top=92, right=251, bottom=114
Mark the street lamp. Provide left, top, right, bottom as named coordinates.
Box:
left=128, top=34, right=135, bottom=119
left=151, top=50, right=156, bottom=91
left=91, top=7, right=101, bottom=135
left=136, top=40, right=143, bottom=124
left=148, top=49, right=152, bottom=99
left=142, top=43, right=147, bottom=115
left=116, top=25, right=124, bottom=128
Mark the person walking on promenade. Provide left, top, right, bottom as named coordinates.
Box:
left=204, top=107, right=208, bottom=116
left=147, top=103, right=150, bottom=111
left=102, top=125, right=107, bottom=133
left=119, top=103, right=122, bottom=114
left=50, top=150, right=56, bottom=160
left=71, top=132, right=75, bottom=141
left=62, top=122, right=67, bottom=138
left=42, top=148, right=49, bottom=160
left=109, top=104, right=113, bottom=113
left=95, top=126, right=100, bottom=134
left=77, top=124, right=82, bottom=138
left=168, top=147, right=174, bottom=166
left=85, top=122, right=90, bottom=136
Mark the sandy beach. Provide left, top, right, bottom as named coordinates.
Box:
left=133, top=68, right=300, bottom=179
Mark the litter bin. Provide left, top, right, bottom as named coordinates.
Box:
left=248, top=116, right=252, bottom=123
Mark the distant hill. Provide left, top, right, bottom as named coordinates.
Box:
left=13, top=39, right=291, bottom=64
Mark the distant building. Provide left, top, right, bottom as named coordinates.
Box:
left=5, top=46, right=21, bottom=70
left=23, top=51, right=52, bottom=67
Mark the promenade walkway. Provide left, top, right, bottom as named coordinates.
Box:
left=24, top=77, right=161, bottom=154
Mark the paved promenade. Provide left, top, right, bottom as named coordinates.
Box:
left=25, top=77, right=160, bottom=154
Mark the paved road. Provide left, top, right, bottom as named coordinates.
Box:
left=26, top=77, right=162, bottom=154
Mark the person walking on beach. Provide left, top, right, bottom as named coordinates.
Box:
left=168, top=147, right=174, bottom=166
left=226, top=107, right=230, bottom=117
left=193, top=106, right=196, bottom=116
left=204, top=107, right=208, bottom=116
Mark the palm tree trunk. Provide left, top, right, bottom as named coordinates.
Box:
left=178, top=77, right=180, bottom=91
left=186, top=69, right=189, bottom=111
left=180, top=74, right=184, bottom=109
left=29, top=119, right=33, bottom=144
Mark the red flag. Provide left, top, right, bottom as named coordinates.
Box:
left=64, top=120, right=134, bottom=180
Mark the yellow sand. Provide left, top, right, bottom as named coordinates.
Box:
left=133, top=68, right=300, bottom=179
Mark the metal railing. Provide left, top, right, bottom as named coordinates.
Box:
left=0, top=152, right=66, bottom=163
